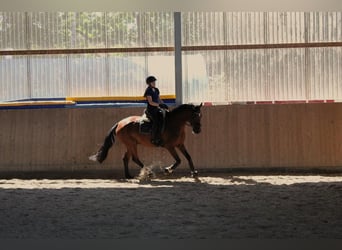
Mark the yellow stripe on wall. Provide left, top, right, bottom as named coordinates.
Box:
left=0, top=100, right=75, bottom=107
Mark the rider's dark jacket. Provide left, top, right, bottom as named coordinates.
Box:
left=144, top=86, right=160, bottom=114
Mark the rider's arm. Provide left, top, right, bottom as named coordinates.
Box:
left=157, top=96, right=169, bottom=110
left=146, top=95, right=159, bottom=107
left=157, top=96, right=165, bottom=104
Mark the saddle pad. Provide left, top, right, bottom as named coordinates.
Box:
left=139, top=110, right=167, bottom=135
left=139, top=117, right=152, bottom=134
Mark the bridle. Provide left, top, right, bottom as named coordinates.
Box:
left=187, top=109, right=202, bottom=133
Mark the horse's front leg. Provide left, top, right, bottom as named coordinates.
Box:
left=177, top=144, right=198, bottom=177
left=164, top=147, right=181, bottom=174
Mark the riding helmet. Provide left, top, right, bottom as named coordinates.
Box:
left=146, top=76, right=157, bottom=84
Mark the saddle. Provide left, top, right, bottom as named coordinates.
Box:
left=139, top=109, right=167, bottom=135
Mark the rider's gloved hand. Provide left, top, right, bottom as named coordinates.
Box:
left=159, top=103, right=169, bottom=110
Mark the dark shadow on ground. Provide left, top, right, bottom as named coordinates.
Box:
left=0, top=177, right=341, bottom=239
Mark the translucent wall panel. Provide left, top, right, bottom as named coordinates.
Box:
left=182, top=12, right=225, bottom=46
left=267, top=12, right=305, bottom=43
left=183, top=52, right=209, bottom=102
left=0, top=56, right=29, bottom=101
left=269, top=48, right=306, bottom=101
left=308, top=47, right=342, bottom=100
left=30, top=55, right=67, bottom=98
left=146, top=53, right=175, bottom=95
left=182, top=12, right=266, bottom=46
left=0, top=12, right=27, bottom=50
left=227, top=49, right=269, bottom=102
left=68, top=53, right=176, bottom=98
left=0, top=54, right=176, bottom=101
left=182, top=12, right=342, bottom=103
left=106, top=12, right=140, bottom=47
left=139, top=12, right=174, bottom=47
left=108, top=54, right=146, bottom=96
left=69, top=54, right=107, bottom=97
left=108, top=52, right=175, bottom=96
left=1, top=12, right=342, bottom=103
left=106, top=12, right=174, bottom=48
left=183, top=48, right=314, bottom=103
left=185, top=50, right=269, bottom=102
left=67, top=12, right=106, bottom=49
left=0, top=12, right=175, bottom=101
left=225, top=12, right=265, bottom=45
left=308, top=12, right=342, bottom=42
left=28, top=12, right=68, bottom=49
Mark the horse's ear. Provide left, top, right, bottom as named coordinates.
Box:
left=199, top=102, right=203, bottom=108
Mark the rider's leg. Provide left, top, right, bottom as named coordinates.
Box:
left=151, top=109, right=163, bottom=146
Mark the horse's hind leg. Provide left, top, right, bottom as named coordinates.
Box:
left=123, top=143, right=144, bottom=179
left=132, top=157, right=144, bottom=168
left=177, top=144, right=198, bottom=177
left=131, top=144, right=144, bottom=169
left=123, top=151, right=133, bottom=179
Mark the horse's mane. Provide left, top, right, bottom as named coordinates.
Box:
left=170, top=104, right=195, bottom=114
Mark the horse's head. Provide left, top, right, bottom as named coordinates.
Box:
left=169, top=103, right=203, bottom=134
left=189, top=103, right=203, bottom=134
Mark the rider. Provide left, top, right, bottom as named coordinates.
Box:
left=143, top=76, right=169, bottom=146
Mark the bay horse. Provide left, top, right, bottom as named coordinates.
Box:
left=90, top=103, right=203, bottom=179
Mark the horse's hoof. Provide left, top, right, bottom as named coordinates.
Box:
left=164, top=167, right=173, bottom=175
left=125, top=175, right=134, bottom=179
left=191, top=170, right=198, bottom=178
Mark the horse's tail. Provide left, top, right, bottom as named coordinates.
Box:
left=90, top=123, right=118, bottom=163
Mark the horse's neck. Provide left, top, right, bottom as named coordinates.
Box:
left=167, top=110, right=189, bottom=128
